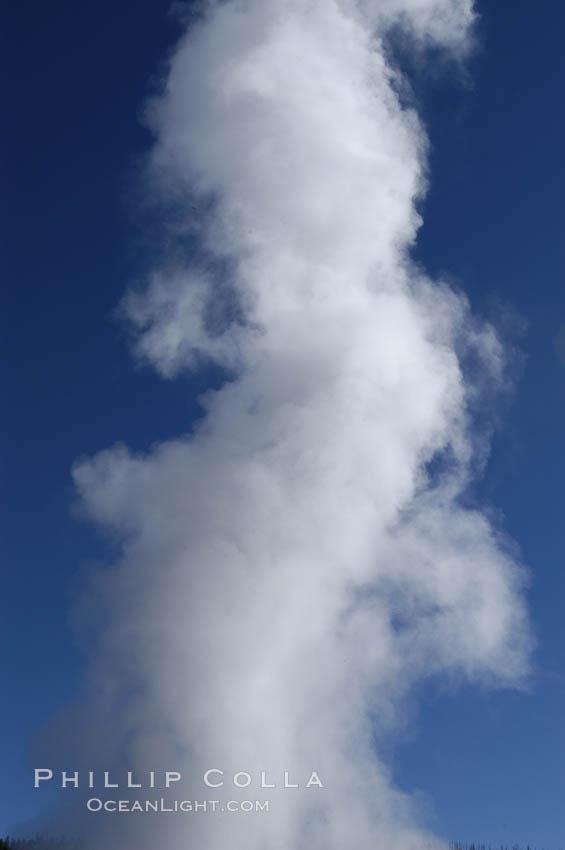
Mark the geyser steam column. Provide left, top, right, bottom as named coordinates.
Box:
left=72, top=1, right=531, bottom=848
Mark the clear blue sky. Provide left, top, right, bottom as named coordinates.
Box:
left=1, top=0, right=564, bottom=845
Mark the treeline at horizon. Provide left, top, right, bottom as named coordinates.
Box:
left=0, top=839, right=80, bottom=850
left=0, top=840, right=560, bottom=850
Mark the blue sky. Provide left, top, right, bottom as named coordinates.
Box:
left=2, top=0, right=564, bottom=846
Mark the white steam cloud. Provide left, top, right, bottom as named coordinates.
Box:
left=65, top=0, right=531, bottom=847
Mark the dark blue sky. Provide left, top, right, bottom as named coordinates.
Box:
left=2, top=0, right=564, bottom=845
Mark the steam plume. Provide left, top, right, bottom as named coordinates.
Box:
left=60, top=0, right=532, bottom=847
